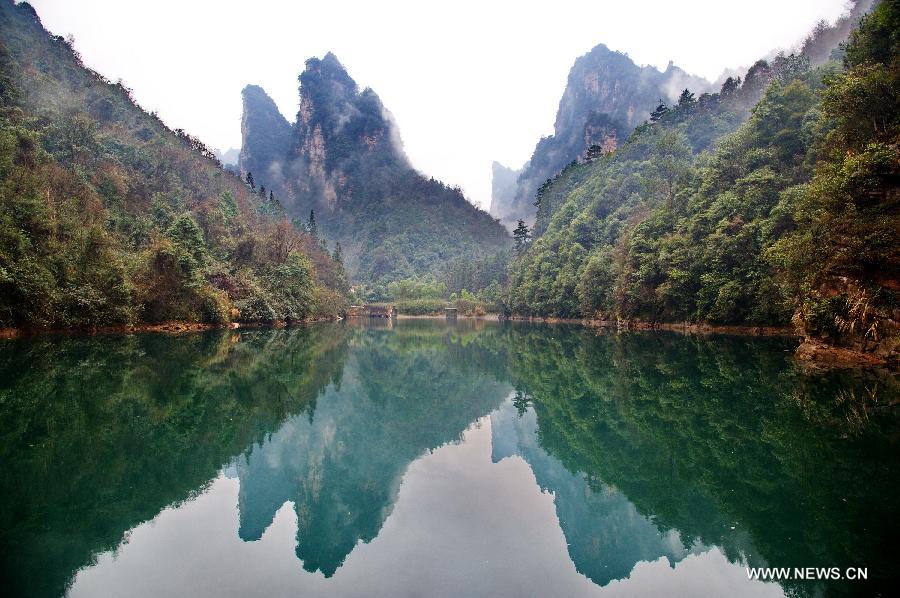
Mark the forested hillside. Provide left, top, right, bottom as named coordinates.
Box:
left=0, top=0, right=349, bottom=329
left=507, top=0, right=898, bottom=362
left=239, top=55, right=510, bottom=284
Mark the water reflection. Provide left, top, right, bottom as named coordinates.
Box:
left=490, top=400, right=710, bottom=587
left=494, top=325, right=898, bottom=597
left=235, top=327, right=508, bottom=575
left=0, top=327, right=350, bottom=598
left=0, top=321, right=896, bottom=597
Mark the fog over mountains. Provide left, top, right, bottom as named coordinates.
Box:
left=239, top=54, right=509, bottom=283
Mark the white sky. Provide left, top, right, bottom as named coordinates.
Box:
left=30, top=0, right=849, bottom=209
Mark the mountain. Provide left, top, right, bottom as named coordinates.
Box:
left=799, top=0, right=878, bottom=65
left=506, top=0, right=898, bottom=363
left=490, top=44, right=713, bottom=228
left=239, top=55, right=510, bottom=284
left=0, top=0, right=349, bottom=329
left=214, top=146, right=239, bottom=167
left=238, top=84, right=292, bottom=197
left=489, top=161, right=522, bottom=231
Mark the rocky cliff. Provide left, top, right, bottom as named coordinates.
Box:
left=286, top=53, right=408, bottom=213
left=491, top=44, right=712, bottom=228
left=238, top=84, right=292, bottom=198
left=240, top=54, right=509, bottom=283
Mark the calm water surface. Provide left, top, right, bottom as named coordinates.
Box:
left=1, top=321, right=897, bottom=597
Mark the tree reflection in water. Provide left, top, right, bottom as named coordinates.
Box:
left=0, top=321, right=896, bottom=597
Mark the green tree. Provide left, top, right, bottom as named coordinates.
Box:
left=676, top=89, right=695, bottom=111
left=585, top=144, right=604, bottom=163
left=166, top=213, right=207, bottom=269
left=307, top=209, right=318, bottom=239
left=513, top=220, right=532, bottom=256
left=533, top=178, right=553, bottom=236
left=770, top=0, right=899, bottom=352
left=646, top=129, right=691, bottom=209
left=720, top=76, right=741, bottom=101
left=649, top=101, right=669, bottom=122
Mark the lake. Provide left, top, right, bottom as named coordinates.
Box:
left=1, top=320, right=896, bottom=597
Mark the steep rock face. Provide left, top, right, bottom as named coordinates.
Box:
left=240, top=54, right=509, bottom=282
left=488, top=161, right=522, bottom=230
left=286, top=53, right=407, bottom=214
left=581, top=111, right=621, bottom=156
left=494, top=44, right=712, bottom=228
left=238, top=85, right=292, bottom=198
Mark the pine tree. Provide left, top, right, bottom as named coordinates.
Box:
left=332, top=242, right=344, bottom=265
left=585, top=144, right=604, bottom=163
left=513, top=220, right=531, bottom=256
left=269, top=190, right=274, bottom=202
left=677, top=89, right=696, bottom=112
left=307, top=210, right=318, bottom=238
left=650, top=101, right=669, bottom=123
left=245, top=171, right=255, bottom=190
left=259, top=185, right=266, bottom=197
left=533, top=179, right=553, bottom=236
left=719, top=76, right=741, bottom=101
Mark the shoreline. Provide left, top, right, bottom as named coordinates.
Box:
left=503, top=316, right=895, bottom=369
left=3, top=315, right=892, bottom=371
left=393, top=313, right=501, bottom=321
left=502, top=315, right=797, bottom=336
left=0, top=317, right=341, bottom=339
left=0, top=314, right=798, bottom=336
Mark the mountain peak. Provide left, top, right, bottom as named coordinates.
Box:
left=323, top=51, right=343, bottom=66
left=300, top=53, right=357, bottom=95
left=239, top=83, right=292, bottom=196
left=240, top=55, right=508, bottom=281
left=241, top=85, right=287, bottom=120
left=587, top=42, right=612, bottom=55
left=242, top=83, right=274, bottom=99
left=293, top=54, right=400, bottom=173
left=493, top=41, right=712, bottom=228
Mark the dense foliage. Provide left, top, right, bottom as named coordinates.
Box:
left=0, top=1, right=349, bottom=329
left=507, top=1, right=898, bottom=358
left=352, top=250, right=509, bottom=314
left=771, top=0, right=900, bottom=348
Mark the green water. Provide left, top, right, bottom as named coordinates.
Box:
left=0, top=321, right=896, bottom=597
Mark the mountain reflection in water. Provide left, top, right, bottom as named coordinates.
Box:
left=0, top=321, right=896, bottom=597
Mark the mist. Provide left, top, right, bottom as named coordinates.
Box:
left=29, top=0, right=850, bottom=209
